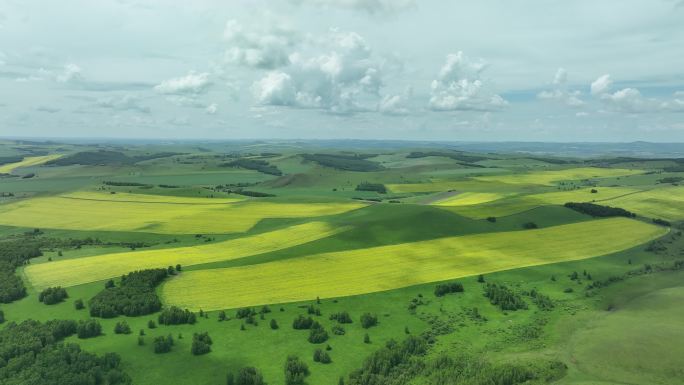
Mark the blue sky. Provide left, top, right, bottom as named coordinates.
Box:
left=1, top=0, right=683, bottom=141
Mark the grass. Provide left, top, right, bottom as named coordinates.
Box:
left=601, top=186, right=684, bottom=221
left=0, top=154, right=62, bottom=174
left=473, top=167, right=641, bottom=186
left=431, top=192, right=511, bottom=206
left=448, top=187, right=639, bottom=219
left=24, top=222, right=349, bottom=288
left=62, top=191, right=244, bottom=204
left=161, top=218, right=666, bottom=311
left=0, top=193, right=365, bottom=234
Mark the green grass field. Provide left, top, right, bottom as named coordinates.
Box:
left=162, top=218, right=665, bottom=310
left=1, top=141, right=682, bottom=385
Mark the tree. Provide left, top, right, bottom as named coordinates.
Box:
left=363, top=333, right=371, bottom=344
left=313, top=348, right=332, bottom=364
left=175, top=264, right=182, bottom=272
left=77, top=319, right=102, bottom=339
left=360, top=313, right=378, bottom=329
left=270, top=319, right=279, bottom=330
left=329, top=311, right=353, bottom=323
left=74, top=298, right=85, bottom=310
left=38, top=286, right=68, bottom=305
left=434, top=281, right=464, bottom=296
left=477, top=274, right=485, bottom=283
left=153, top=335, right=174, bottom=354
left=191, top=332, right=213, bottom=355
left=158, top=306, right=196, bottom=325
left=114, top=321, right=131, bottom=335
left=308, top=324, right=329, bottom=344
left=148, top=320, right=156, bottom=329
left=0, top=309, right=4, bottom=324
left=218, top=310, right=227, bottom=321
left=284, top=356, right=309, bottom=385
left=229, top=367, right=266, bottom=385
left=105, top=279, right=115, bottom=289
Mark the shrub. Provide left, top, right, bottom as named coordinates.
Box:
left=74, top=298, right=85, bottom=310
left=329, top=311, right=353, bottom=323
left=484, top=283, right=528, bottom=311
left=0, top=310, right=4, bottom=324
left=228, top=367, right=266, bottom=385
left=191, top=332, right=213, bottom=355
left=486, top=216, right=497, bottom=223
left=148, top=320, right=156, bottom=329
left=360, top=313, right=378, bottom=329
left=364, top=333, right=371, bottom=344
left=308, top=324, right=329, bottom=344
left=153, top=334, right=174, bottom=354
left=114, top=321, right=131, bottom=335
left=284, top=355, right=309, bottom=385
left=270, top=319, right=279, bottom=330
left=331, top=324, right=346, bottom=335
left=236, top=307, right=256, bottom=319
left=313, top=348, right=332, bottom=364
left=38, top=286, right=68, bottom=305
left=522, top=222, right=538, bottom=229
left=434, top=281, right=464, bottom=297
left=292, top=315, right=315, bottom=330
left=77, top=319, right=102, bottom=339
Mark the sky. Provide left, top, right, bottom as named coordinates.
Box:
left=1, top=0, right=683, bottom=142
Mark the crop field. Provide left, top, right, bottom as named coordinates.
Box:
left=431, top=192, right=511, bottom=206
left=162, top=218, right=666, bottom=310
left=0, top=154, right=62, bottom=173
left=0, top=193, right=365, bottom=234
left=473, top=167, right=641, bottom=186
left=600, top=186, right=684, bottom=221
left=448, top=186, right=639, bottom=218
left=63, top=191, right=245, bottom=204
left=24, top=221, right=349, bottom=288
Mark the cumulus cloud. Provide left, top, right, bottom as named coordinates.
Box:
left=590, top=74, right=612, bottom=96
left=251, top=29, right=391, bottom=114
left=223, top=19, right=298, bottom=69
left=205, top=103, right=218, bottom=114
left=96, top=94, right=150, bottom=113
left=290, top=0, right=415, bottom=14
left=661, top=92, right=684, bottom=112
left=537, top=68, right=584, bottom=107
left=154, top=71, right=211, bottom=95
left=378, top=87, right=412, bottom=115
left=429, top=52, right=507, bottom=112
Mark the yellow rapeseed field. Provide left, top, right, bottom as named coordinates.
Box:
left=473, top=167, right=640, bottom=186
left=450, top=187, right=639, bottom=219
left=0, top=154, right=62, bottom=174
left=162, top=217, right=666, bottom=310
left=432, top=192, right=510, bottom=206
left=24, top=221, right=349, bottom=288
left=0, top=193, right=364, bottom=234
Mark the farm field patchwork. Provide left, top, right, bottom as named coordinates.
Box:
left=0, top=193, right=365, bottom=234
left=162, top=218, right=666, bottom=310
left=448, top=186, right=640, bottom=219
left=600, top=186, right=684, bottom=221
left=473, top=167, right=641, bottom=186
left=431, top=192, right=511, bottom=206
left=0, top=154, right=62, bottom=174
left=24, top=221, right=349, bottom=288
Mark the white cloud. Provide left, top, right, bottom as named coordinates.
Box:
left=291, top=0, right=415, bottom=14
left=429, top=52, right=507, bottom=111
left=537, top=68, right=585, bottom=107
left=154, top=71, right=211, bottom=95
left=590, top=74, right=612, bottom=95
left=600, top=87, right=653, bottom=113
left=96, top=94, right=150, bottom=113
left=251, top=29, right=389, bottom=114
left=661, top=97, right=684, bottom=112
left=223, top=19, right=298, bottom=69
left=205, top=103, right=218, bottom=114
left=56, top=63, right=83, bottom=83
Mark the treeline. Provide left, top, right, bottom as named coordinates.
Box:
left=564, top=202, right=636, bottom=218
left=301, top=153, right=383, bottom=172
left=0, top=238, right=42, bottom=303
left=103, top=181, right=151, bottom=187
left=434, top=281, right=464, bottom=297
left=355, top=182, right=387, bottom=194
left=0, top=155, right=24, bottom=165
left=484, top=283, right=528, bottom=311
left=406, top=151, right=489, bottom=164
left=158, top=306, right=197, bottom=325
left=222, top=158, right=283, bottom=176
left=47, top=150, right=181, bottom=166
left=0, top=319, right=130, bottom=384
left=89, top=268, right=168, bottom=318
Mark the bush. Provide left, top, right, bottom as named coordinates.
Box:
left=191, top=332, right=213, bottom=355
left=74, top=298, right=85, bottom=310
left=228, top=367, right=266, bottom=385
left=284, top=355, right=310, bottom=385
left=313, top=348, right=332, bottom=364
left=363, top=333, right=371, bottom=344
left=360, top=313, right=378, bottom=329
left=114, top=321, right=132, bottom=335
left=329, top=311, right=353, bottom=323
left=486, top=216, right=497, bottom=223
left=236, top=307, right=256, bottom=319
left=292, top=315, right=315, bottom=329
left=38, top=286, right=68, bottom=305
left=331, top=324, right=346, bottom=335
left=77, top=319, right=102, bottom=339
left=270, top=319, right=279, bottom=330
left=0, top=310, right=4, bottom=324
left=522, top=222, right=538, bottom=229
left=158, top=306, right=196, bottom=325
left=148, top=320, right=156, bottom=329
left=308, top=324, right=329, bottom=344
left=434, top=281, right=464, bottom=297
left=153, top=334, right=174, bottom=354
left=484, top=283, right=528, bottom=311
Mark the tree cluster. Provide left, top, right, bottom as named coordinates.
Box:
left=484, top=283, right=528, bottom=311
left=360, top=313, right=378, bottom=329
left=191, top=332, right=213, bottom=355
left=158, top=306, right=197, bottom=325
left=564, top=202, right=636, bottom=218
left=355, top=183, right=387, bottom=194
left=153, top=334, right=174, bottom=354
left=89, top=268, right=168, bottom=318
left=284, top=355, right=310, bottom=385
left=227, top=367, right=266, bottom=385
left=434, top=281, right=464, bottom=297
left=329, top=311, right=353, bottom=323
left=39, top=287, right=68, bottom=305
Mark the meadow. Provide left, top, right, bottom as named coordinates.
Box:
left=0, top=140, right=682, bottom=385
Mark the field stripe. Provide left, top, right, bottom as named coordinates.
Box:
left=24, top=222, right=349, bottom=288
left=162, top=218, right=667, bottom=311
left=0, top=154, right=62, bottom=174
